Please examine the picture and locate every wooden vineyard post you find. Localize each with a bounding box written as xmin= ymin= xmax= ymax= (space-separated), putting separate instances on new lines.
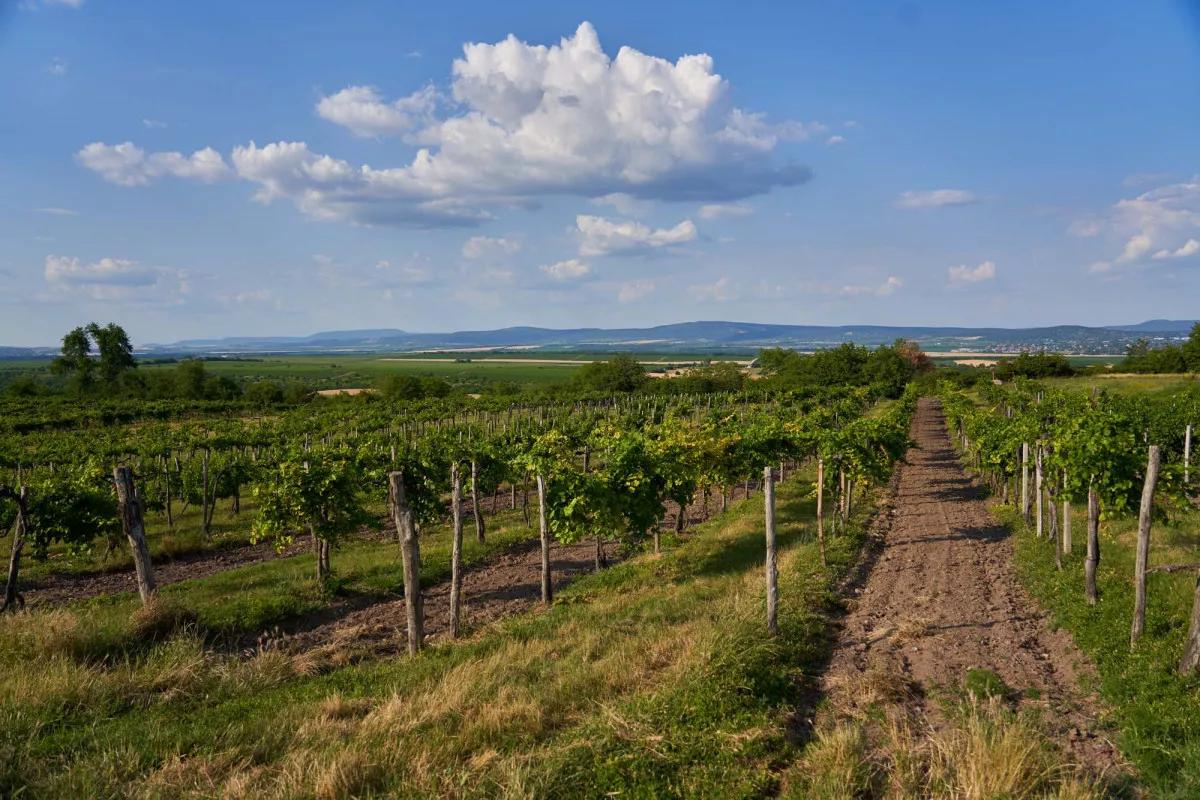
xmin=1035 ymin=445 xmax=1044 ymax=538
xmin=1021 ymin=443 xmax=1032 ymax=524
xmin=1 ymin=487 xmax=28 ymax=612
xmin=537 ymin=474 xmax=552 ymax=605
xmin=449 ymin=462 xmax=465 ymax=637
xmin=1062 ymin=499 xmax=1072 ymax=554
xmin=1181 ymin=576 xmax=1200 ymax=675
xmin=1085 ymin=481 xmax=1100 ymax=606
xmin=816 ymin=458 xmax=827 ymax=567
xmin=764 ymin=466 xmax=779 ymax=637
xmin=1131 ymin=445 xmax=1161 ymax=648
xmin=1186 ymin=424 xmax=1193 ymax=486
xmin=471 ymin=460 xmax=486 ymax=543
xmin=1062 ymin=469 xmax=1071 ymax=555
xmin=113 ymin=466 xmax=157 ymax=605
xmin=389 ymin=472 xmax=424 ymax=656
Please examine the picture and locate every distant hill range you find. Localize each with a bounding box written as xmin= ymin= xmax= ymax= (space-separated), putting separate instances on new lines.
xmin=2 ymin=320 xmax=1194 ymax=359
xmin=142 ymin=320 xmax=1198 ymax=356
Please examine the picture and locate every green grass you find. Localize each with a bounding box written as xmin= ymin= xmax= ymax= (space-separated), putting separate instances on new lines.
xmin=996 ymin=502 xmax=1200 ymax=797
xmin=60 ymin=506 xmax=540 ymax=650
xmin=1042 ymin=373 xmax=1200 ymax=394
xmin=0 ymin=469 xmax=879 ymax=798
xmin=1 ymin=352 xmax=756 ymax=393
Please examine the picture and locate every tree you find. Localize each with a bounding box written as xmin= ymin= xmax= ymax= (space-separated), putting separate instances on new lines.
xmin=51 ymin=326 xmax=96 ymax=394
xmin=175 ymin=359 xmax=208 ymax=399
xmin=1183 ymin=323 xmax=1200 ymax=373
xmin=245 ymin=381 xmax=285 ymax=407
xmin=86 ymin=322 xmax=137 ymax=386
xmin=571 ymin=354 xmax=648 ymax=393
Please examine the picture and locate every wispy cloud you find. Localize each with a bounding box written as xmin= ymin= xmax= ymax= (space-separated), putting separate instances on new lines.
xmin=35 ymin=207 xmax=78 ymax=216
xmin=896 ymin=189 xmax=977 ymax=209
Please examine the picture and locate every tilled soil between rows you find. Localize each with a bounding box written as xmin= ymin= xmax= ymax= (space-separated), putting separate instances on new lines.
xmin=820 ymin=397 xmax=1124 ymax=773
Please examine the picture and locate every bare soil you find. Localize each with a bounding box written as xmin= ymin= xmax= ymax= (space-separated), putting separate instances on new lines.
xmin=19 ymin=539 xmax=302 ymax=608
xmin=820 ymin=398 xmax=1124 ymax=772
xmin=264 ymin=537 xmax=620 ymax=660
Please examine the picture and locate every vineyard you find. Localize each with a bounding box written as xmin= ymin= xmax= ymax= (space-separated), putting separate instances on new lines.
xmin=0 ymin=383 xmax=918 ymax=796
xmin=3 ymin=368 xmax=1200 ymax=796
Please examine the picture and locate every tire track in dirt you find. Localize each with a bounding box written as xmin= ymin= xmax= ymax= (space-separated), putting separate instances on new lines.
xmin=822 ymin=398 xmax=1123 ymax=771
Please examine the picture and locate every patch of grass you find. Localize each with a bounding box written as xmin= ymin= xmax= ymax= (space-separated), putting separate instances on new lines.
xmin=0 ymin=470 xmax=878 ymax=798
xmin=997 ymin=502 xmax=1200 ymax=797
xmin=963 ymin=667 xmax=1011 ymax=701
xmin=788 ymin=688 xmax=1109 ymax=799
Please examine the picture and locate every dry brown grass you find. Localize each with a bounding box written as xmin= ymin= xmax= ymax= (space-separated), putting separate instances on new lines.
xmin=790 ymin=690 xmax=1104 ymax=799
xmin=894 ymin=616 xmax=932 ymax=643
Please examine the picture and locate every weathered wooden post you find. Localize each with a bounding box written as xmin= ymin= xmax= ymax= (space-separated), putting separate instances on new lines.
xmin=537 ymin=474 xmax=552 ymax=605
xmin=1035 ymin=445 xmax=1044 ymax=537
xmin=764 ymin=466 xmax=778 ymax=637
xmin=113 ymin=466 xmax=157 ymax=605
xmin=1185 ymin=424 xmax=1193 ymax=486
xmin=1085 ymin=481 xmax=1100 ymax=606
xmin=389 ymin=472 xmax=424 ymax=656
xmin=1021 ymin=443 xmax=1032 ymax=524
xmin=470 ymin=460 xmax=486 ymax=543
xmin=1 ymin=486 xmax=28 ymax=612
xmin=816 ymin=457 xmax=827 ymax=567
xmin=1131 ymin=445 xmax=1161 ymax=647
xmin=449 ymin=462 xmax=465 ymax=637
xmin=1180 ymin=577 xmax=1200 ymax=674
xmin=1062 ymin=469 xmax=1071 ymax=554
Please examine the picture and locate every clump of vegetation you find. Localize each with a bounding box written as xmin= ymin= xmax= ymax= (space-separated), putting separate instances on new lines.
xmin=1118 ymin=324 xmax=1200 ymax=374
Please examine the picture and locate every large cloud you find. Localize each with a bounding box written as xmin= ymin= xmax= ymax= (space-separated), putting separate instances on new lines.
xmin=78 ymin=22 xmax=814 ymax=227
xmin=576 ymin=215 xmax=697 ymax=256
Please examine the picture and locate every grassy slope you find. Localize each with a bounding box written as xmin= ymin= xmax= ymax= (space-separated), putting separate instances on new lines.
xmin=0 ymin=469 xmax=874 ymax=799
xmin=1000 ymin=503 xmax=1200 ymax=798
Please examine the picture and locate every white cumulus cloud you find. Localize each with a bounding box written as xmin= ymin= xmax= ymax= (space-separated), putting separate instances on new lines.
xmin=826 ymin=135 xmax=846 ymax=146
xmin=948 ymin=261 xmax=996 ymax=284
xmin=78 ymin=22 xmax=814 ymax=227
xmin=1152 ymin=238 xmax=1200 ymax=260
xmin=316 ymin=85 xmax=436 ymax=138
xmin=896 ymin=189 xmax=977 ymax=210
xmin=76 ymin=142 xmax=232 ymax=186
xmin=698 ymin=203 xmax=753 ymax=220
xmin=576 ymin=215 xmax=697 ymax=256
xmin=540 ymin=258 xmax=590 ymax=281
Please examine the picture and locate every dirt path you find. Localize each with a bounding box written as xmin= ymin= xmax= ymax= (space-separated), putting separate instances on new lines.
xmin=821 ymin=398 xmax=1123 ymax=770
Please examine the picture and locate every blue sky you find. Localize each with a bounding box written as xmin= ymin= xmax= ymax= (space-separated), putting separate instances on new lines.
xmin=1 ymin=0 xmax=1199 ymax=346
